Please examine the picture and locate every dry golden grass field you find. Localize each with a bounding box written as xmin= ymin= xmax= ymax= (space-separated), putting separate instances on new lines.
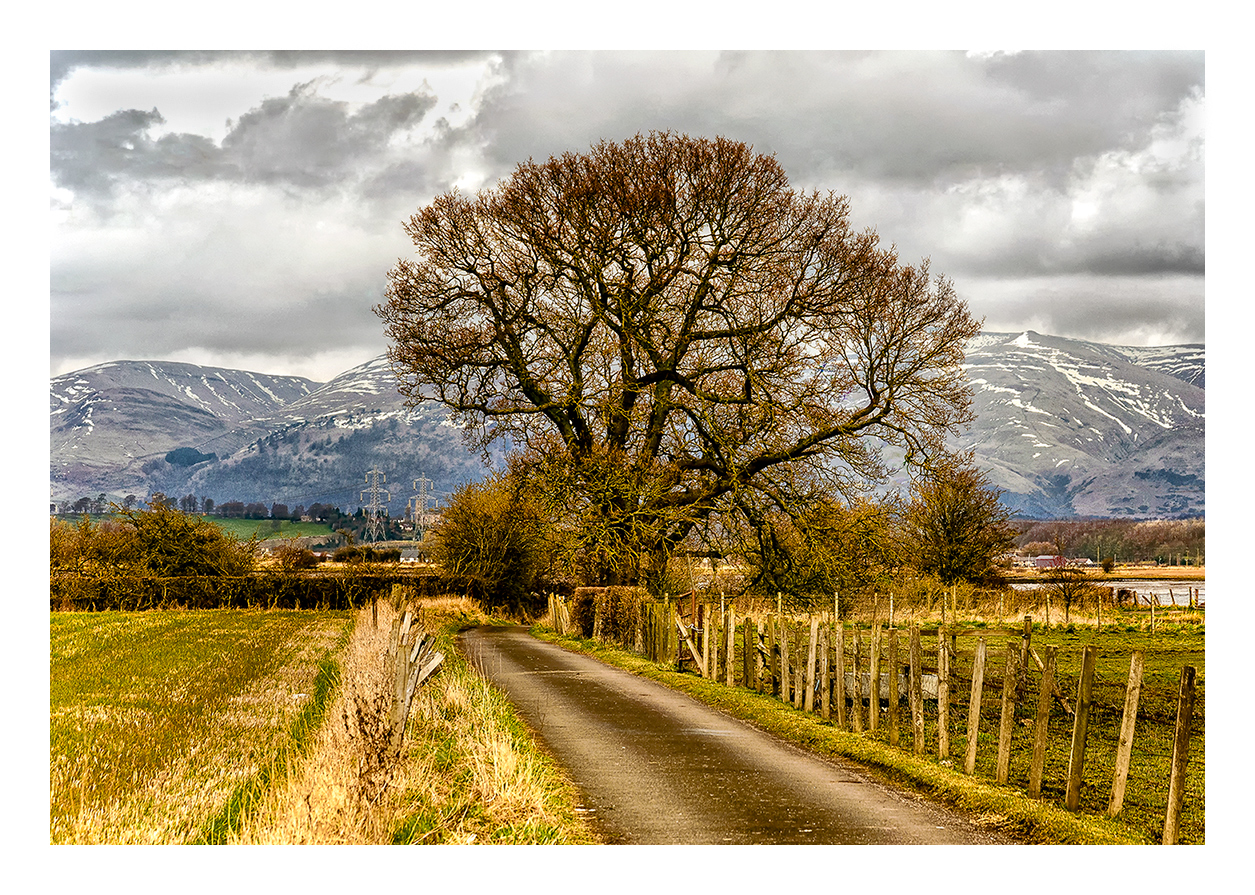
xmin=49 ymin=610 xmax=352 ymax=844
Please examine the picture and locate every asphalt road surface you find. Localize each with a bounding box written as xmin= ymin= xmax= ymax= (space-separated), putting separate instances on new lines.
xmin=459 ymin=626 xmax=1009 ymax=845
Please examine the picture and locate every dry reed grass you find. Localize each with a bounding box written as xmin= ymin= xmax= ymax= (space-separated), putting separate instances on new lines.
xmin=233 ymin=595 xmax=593 ymax=844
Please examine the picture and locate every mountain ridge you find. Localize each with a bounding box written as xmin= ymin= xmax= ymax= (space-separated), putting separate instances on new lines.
xmin=50 ymin=332 xmax=1204 ymax=519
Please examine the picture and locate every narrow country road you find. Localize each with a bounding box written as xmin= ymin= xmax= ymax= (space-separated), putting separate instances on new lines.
xmin=459 ymin=626 xmax=1009 ymax=845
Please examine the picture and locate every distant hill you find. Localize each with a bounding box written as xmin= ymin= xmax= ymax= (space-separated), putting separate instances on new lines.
xmin=957 ymin=332 xmax=1203 ymax=518
xmin=50 ymin=332 xmax=1204 ymax=519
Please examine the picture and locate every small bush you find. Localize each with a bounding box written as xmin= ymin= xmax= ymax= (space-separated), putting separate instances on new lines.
xmin=274 ymin=540 xmax=321 ymax=571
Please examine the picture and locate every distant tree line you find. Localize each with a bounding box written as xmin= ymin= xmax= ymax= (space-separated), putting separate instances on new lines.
xmin=1014 ymin=517 xmax=1205 ymax=565
xmin=56 ymin=492 xmax=356 ymax=525
xmin=51 ymin=502 xmax=255 ymax=579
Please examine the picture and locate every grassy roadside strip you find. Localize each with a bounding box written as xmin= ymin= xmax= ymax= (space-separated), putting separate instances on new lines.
xmin=389 ymin=603 xmax=597 ymax=843
xmin=532 ymin=628 xmax=1149 ymax=845
xmin=230 ymin=598 xmax=596 ymax=844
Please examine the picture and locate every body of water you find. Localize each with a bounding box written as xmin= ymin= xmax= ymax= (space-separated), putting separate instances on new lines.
xmin=1010 ymin=578 xmax=1204 ymax=606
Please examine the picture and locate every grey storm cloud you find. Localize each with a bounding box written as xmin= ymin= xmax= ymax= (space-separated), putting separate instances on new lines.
xmin=51 ymin=84 xmax=439 ymax=196
xmin=219 ymin=85 xmax=437 ymax=188
xmin=50 ymin=108 xmax=231 ymax=195
xmin=465 ymin=51 xmax=1203 ymax=189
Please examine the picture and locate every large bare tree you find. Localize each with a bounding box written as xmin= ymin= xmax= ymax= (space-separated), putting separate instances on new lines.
xmin=377 ymin=132 xmax=981 ymax=585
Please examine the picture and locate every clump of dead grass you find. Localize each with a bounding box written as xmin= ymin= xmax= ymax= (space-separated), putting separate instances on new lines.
xmin=233 ymin=595 xmax=593 ymax=844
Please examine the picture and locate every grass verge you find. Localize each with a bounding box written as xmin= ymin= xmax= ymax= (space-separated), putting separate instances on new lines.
xmin=532 ymin=628 xmax=1156 ymax=845
xmin=230 ymin=597 xmax=595 ymax=844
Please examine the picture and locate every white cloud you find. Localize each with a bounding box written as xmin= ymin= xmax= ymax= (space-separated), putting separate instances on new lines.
xmin=48 ymin=50 xmax=1206 ymax=379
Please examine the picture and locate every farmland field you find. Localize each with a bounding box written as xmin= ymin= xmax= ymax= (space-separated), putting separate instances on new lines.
xmin=50 ymin=610 xmax=352 ymax=844
xmin=207 ymin=518 xmax=337 ymax=541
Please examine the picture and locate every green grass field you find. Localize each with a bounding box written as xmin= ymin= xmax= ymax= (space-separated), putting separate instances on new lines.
xmin=206 ymin=518 xmax=338 ymax=541
xmin=883 ymin=624 xmax=1204 ymax=843
xmin=53 ymin=513 xmax=337 ymax=543
xmin=50 ymin=609 xmax=352 ymax=843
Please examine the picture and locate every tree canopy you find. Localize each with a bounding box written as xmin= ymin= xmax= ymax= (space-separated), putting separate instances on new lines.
xmin=378 ymin=132 xmax=981 ymax=586
xmin=903 ymin=461 xmax=1015 ymax=586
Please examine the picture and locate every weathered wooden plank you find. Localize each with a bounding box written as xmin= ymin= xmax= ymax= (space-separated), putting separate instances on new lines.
xmin=1065 ymin=645 xmax=1098 ymax=811
xmin=909 ymin=627 xmax=923 ymax=755
xmin=869 ymin=624 xmax=880 ymax=731
xmin=936 ymin=627 xmax=948 ymax=758
xmin=887 ymin=628 xmax=899 ymax=748
xmin=675 ymin=612 xmax=703 ymax=669
xmin=964 ymin=637 xmax=987 ymax=775
xmin=1108 ymin=651 xmax=1144 ymax=817
xmin=996 ymin=642 xmax=1019 ymax=784
xmin=1029 ymin=646 xmax=1057 ymax=798
xmin=804 ymin=615 xmax=818 ymax=713
xmin=1162 ymin=664 xmax=1197 ymax=844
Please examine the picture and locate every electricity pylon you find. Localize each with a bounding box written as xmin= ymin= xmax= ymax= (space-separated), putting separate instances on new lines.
xmin=408 ymin=474 xmax=434 ymax=535
xmin=361 ymin=468 xmax=391 ymax=543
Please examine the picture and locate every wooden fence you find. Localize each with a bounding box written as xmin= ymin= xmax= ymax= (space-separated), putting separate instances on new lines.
xmin=548 ymin=590 xmax=1201 ymax=844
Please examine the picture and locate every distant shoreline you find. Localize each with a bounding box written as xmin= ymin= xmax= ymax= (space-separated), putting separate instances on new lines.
xmin=1003 ymin=565 xmax=1204 ymax=582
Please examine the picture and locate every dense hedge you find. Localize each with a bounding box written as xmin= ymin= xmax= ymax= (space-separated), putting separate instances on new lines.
xmin=50 ymin=570 xmax=453 ymax=612
xmin=569 ymin=586 xmax=648 ymax=645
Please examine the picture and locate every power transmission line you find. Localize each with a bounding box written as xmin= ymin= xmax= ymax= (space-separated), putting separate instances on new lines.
xmin=408 ymin=474 xmax=440 ymax=536
xmin=361 ymin=468 xmax=391 ymax=543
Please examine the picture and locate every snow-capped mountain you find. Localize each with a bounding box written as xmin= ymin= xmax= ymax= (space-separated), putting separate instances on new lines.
xmin=50 ymin=332 xmax=1204 ymax=519
xmin=50 ymin=360 xmax=319 ymax=502
xmin=179 ymin=356 xmax=492 ymax=513
xmin=958 ymin=332 xmax=1204 ymax=517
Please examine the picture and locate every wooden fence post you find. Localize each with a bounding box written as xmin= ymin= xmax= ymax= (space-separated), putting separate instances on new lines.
xmin=779 ymin=615 xmax=791 ymax=704
xmin=1108 ymin=651 xmax=1145 ymax=817
xmin=700 ymin=604 xmax=710 ymax=678
xmin=888 ymin=627 xmax=900 ymax=748
xmin=756 ymin=619 xmax=766 ymax=693
xmin=869 ymin=623 xmax=881 ymax=731
xmin=710 ymin=605 xmax=721 ymax=680
xmin=834 ymin=620 xmax=847 ymax=730
xmin=936 ymin=626 xmax=949 ymax=759
xmin=763 ymin=615 xmax=773 ymax=697
xmin=1029 ymin=645 xmax=1057 ymax=798
xmin=852 ymin=629 xmax=864 ymax=732
xmin=964 ymin=637 xmax=987 ymax=775
xmin=909 ymin=626 xmax=924 ymax=755
xmin=1162 ymin=665 xmax=1197 ymax=844
xmin=726 ymin=606 xmax=736 ymax=686
xmin=996 ymin=642 xmax=1019 ymax=784
xmin=1019 ymin=615 xmax=1032 ymax=699
xmin=820 ymin=619 xmax=831 ymax=720
xmin=742 ymin=614 xmax=753 ymax=688
xmin=804 ymin=615 xmax=819 ymax=713
xmin=1065 ymin=644 xmax=1099 ymax=811
xmin=791 ymin=627 xmax=803 ymax=709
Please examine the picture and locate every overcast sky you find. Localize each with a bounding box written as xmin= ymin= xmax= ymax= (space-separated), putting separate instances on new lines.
xmin=49 ymin=48 xmax=1205 ymax=383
